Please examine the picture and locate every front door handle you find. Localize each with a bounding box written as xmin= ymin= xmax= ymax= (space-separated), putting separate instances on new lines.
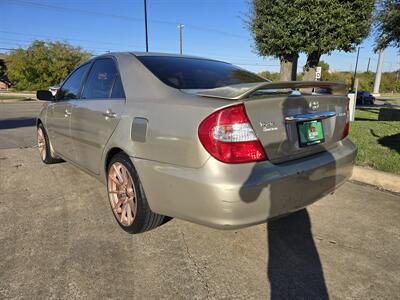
xmin=64 ymin=109 xmax=71 ymax=118
xmin=102 ymin=109 xmax=117 ymax=120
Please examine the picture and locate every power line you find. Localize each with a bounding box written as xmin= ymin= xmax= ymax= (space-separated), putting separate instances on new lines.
xmin=1 ymin=30 xmax=272 ymax=63
xmin=0 ymin=44 xmax=280 ymax=68
xmin=0 ymin=38 xmax=127 ymax=52
xmin=0 ymin=30 xmax=140 ymax=48
xmin=1 ymin=37 xmax=34 ymax=44
xmin=10 ymin=0 xmax=144 ymax=22
xmin=7 ymin=0 xmax=248 ymax=40
xmin=0 ymin=39 xmax=125 ymax=52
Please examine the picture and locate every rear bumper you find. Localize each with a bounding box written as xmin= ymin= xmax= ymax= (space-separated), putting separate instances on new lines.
xmin=133 ymin=139 xmax=357 ymax=229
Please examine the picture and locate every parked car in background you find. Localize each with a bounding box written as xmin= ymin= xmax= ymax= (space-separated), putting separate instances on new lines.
xmin=35 ymin=52 xmax=356 ymax=234
xmin=356 ymin=90 xmax=375 ymax=105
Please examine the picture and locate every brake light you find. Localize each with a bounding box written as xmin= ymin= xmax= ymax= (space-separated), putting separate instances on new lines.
xmin=198 ymin=104 xmax=267 ymax=163
xmin=341 ymin=98 xmax=350 ymax=139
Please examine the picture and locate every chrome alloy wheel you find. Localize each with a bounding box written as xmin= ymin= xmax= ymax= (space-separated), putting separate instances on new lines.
xmin=37 ymin=127 xmax=46 ymax=161
xmin=107 ymin=162 xmax=137 ymax=226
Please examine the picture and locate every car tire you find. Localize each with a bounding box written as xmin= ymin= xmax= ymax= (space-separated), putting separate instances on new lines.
xmin=37 ymin=123 xmax=63 ymax=164
xmin=106 ymin=152 xmax=165 ymax=233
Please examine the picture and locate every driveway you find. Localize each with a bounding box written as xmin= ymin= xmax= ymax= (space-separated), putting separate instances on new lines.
xmin=0 ymin=102 xmax=399 ymax=299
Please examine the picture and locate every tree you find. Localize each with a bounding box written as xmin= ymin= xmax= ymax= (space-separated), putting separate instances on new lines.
xmin=375 ymin=0 xmax=400 ymax=50
xmin=5 ymin=40 xmax=90 ymax=91
xmin=301 ymin=0 xmax=374 ymax=80
xmin=0 ymin=59 xmax=6 ymax=77
xmin=248 ymin=0 xmax=374 ymax=81
xmin=0 ymin=54 xmax=7 ymax=82
xmin=258 ymin=70 xmax=280 ymax=81
xmin=248 ymin=0 xmax=306 ymax=81
xmin=316 ymin=60 xmax=330 ymax=81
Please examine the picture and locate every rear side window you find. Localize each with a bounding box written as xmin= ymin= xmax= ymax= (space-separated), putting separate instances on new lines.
xmin=111 ymin=75 xmax=125 ymax=98
xmin=136 ymin=56 xmax=266 ymax=89
xmin=82 ymin=58 xmax=120 ymax=99
xmin=57 ymin=63 xmax=90 ymax=101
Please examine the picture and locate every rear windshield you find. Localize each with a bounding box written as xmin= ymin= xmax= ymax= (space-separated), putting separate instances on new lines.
xmin=136 ymin=56 xmax=266 ymax=89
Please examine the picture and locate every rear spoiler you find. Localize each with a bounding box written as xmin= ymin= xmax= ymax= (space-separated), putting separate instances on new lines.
xmin=196 ymin=81 xmax=348 ymax=100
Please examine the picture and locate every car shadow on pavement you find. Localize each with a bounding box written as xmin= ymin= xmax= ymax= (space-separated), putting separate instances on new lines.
xmin=240 ymin=159 xmax=332 ymax=299
xmin=267 ymin=209 xmax=329 ymax=299
xmin=0 ymin=117 xmax=36 ymax=130
xmin=238 ymin=93 xmax=339 ymax=299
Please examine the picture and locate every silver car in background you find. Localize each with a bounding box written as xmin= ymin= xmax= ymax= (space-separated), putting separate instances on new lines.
xmin=36 ymin=52 xmax=357 ymax=233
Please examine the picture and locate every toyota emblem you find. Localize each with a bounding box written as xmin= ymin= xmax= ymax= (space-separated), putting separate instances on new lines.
xmin=309 ymin=100 xmax=319 ymax=111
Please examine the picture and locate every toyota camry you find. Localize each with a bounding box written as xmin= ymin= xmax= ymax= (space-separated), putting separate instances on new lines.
xmin=36 ymin=52 xmax=357 ymax=233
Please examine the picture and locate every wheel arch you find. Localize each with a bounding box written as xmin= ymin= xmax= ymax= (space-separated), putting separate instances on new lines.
xmin=105 ymin=147 xmax=125 ymax=173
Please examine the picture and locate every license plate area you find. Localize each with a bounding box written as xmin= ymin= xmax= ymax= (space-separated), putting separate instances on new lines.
xmin=297 ymin=120 xmax=325 ymax=147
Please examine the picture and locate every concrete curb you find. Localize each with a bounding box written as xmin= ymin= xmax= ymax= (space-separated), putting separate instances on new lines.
xmin=351 ymin=166 xmax=400 ymax=194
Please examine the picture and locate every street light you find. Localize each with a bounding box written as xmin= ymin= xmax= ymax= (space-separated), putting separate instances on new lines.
xmin=178 ymin=24 xmax=184 ymax=55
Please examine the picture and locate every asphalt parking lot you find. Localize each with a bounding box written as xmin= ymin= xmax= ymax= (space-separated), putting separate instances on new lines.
xmin=1 ymin=101 xmax=399 ymax=299
xmin=0 ymin=101 xmax=42 ymax=149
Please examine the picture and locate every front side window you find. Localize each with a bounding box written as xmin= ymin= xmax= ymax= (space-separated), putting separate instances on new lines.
xmin=56 ymin=63 xmax=90 ymax=100
xmin=136 ymin=56 xmax=266 ymax=90
xmin=82 ymin=58 xmax=120 ymax=99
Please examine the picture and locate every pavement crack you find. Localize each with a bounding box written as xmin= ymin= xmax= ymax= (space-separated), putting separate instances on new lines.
xmin=179 ymin=228 xmax=210 ymax=299
xmin=315 ymin=235 xmax=357 ymax=249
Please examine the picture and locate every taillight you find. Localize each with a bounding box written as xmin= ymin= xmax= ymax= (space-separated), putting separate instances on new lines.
xmin=198 ymin=104 xmax=267 ymax=163
xmin=341 ymin=98 xmax=350 ymax=139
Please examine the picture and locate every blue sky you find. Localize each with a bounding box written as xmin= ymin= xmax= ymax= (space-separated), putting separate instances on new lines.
xmin=1 ymin=0 xmax=399 ymax=74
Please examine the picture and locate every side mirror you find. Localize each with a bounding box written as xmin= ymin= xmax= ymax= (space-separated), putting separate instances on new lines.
xmin=36 ymin=90 xmax=54 ymax=101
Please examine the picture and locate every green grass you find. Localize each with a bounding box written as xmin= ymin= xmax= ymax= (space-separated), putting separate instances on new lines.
xmin=387 ymin=98 xmax=400 ymax=107
xmin=0 ymin=95 xmax=33 ymax=100
xmin=355 ymin=108 xmax=380 ymax=120
xmin=0 ymin=95 xmax=25 ymax=100
xmin=349 ymin=109 xmax=400 ymax=174
xmin=380 ymin=93 xmax=400 ymax=97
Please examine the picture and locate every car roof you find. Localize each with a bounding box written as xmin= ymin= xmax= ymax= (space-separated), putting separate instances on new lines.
xmin=93 ymin=51 xmax=226 ymax=63
xmin=132 ymin=51 xmax=208 ymax=59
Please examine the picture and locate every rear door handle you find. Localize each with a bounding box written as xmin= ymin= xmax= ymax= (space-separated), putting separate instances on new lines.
xmin=102 ymin=109 xmax=117 ymax=119
xmin=64 ymin=109 xmax=71 ymax=118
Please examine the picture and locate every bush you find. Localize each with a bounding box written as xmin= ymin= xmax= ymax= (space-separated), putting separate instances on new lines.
xmin=5 ymin=40 xmax=90 ymax=91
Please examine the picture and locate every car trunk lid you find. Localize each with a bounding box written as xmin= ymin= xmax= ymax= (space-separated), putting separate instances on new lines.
xmin=197 ymin=81 xmax=349 ymax=163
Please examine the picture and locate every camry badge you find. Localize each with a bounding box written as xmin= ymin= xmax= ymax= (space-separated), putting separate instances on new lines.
xmin=259 ymin=121 xmax=278 ymax=132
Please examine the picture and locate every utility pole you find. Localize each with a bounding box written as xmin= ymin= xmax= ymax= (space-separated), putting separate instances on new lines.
xmin=352 ymin=47 xmax=361 ymax=90
xmin=373 ymin=49 xmax=384 ymax=95
xmin=178 ymin=24 xmax=184 ymax=54
xmin=144 ymin=0 xmax=148 ymax=52
xmin=367 ymin=57 xmax=371 ymax=73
